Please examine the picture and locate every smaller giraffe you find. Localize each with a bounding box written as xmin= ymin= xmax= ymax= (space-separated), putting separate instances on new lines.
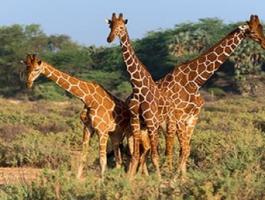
xmin=107 ymin=13 xmax=168 ymax=178
xmin=21 ymin=54 xmax=150 ymax=177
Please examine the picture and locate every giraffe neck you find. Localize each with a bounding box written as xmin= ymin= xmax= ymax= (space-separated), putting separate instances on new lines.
xmin=42 ymin=63 xmax=90 ymax=101
xmin=172 ymin=27 xmax=247 ymax=89
xmin=120 ymin=29 xmax=155 ymax=87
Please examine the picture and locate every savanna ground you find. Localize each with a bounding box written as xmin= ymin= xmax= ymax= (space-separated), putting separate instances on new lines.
xmin=0 ymin=95 xmax=264 ymax=200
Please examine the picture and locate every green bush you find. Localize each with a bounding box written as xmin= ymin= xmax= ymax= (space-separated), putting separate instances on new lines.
xmin=31 ymin=83 xmax=68 ymax=101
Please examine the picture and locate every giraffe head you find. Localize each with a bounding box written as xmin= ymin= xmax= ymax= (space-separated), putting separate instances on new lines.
xmin=21 ymin=54 xmax=44 ymax=88
xmin=106 ymin=13 xmax=128 ymax=43
xmin=245 ymin=15 xmax=265 ymax=49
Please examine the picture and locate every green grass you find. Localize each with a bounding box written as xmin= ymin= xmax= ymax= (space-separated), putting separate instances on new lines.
xmin=0 ymin=96 xmax=265 ymax=199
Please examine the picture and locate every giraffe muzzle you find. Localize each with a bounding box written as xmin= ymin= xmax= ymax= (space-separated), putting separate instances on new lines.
xmin=107 ymin=36 xmax=112 ymax=43
xmin=107 ymin=33 xmax=115 ymax=43
xmin=261 ymin=40 xmax=265 ymax=49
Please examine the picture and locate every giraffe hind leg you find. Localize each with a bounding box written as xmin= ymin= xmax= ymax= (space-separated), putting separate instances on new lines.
xmin=110 ymin=134 xmax=123 ymax=169
xmin=176 ymin=117 xmax=197 ymax=178
xmin=128 ymin=135 xmax=141 ymax=178
xmin=138 ymin=129 xmax=150 ymax=176
xmin=76 ymin=125 xmax=93 ymax=179
xmin=165 ymin=120 xmax=176 ymax=172
xmin=99 ymin=133 xmax=109 ymax=178
xmin=148 ymin=128 xmax=161 ymax=178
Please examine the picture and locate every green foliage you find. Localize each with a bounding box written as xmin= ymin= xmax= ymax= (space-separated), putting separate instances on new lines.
xmin=134 ymin=31 xmax=172 ymax=80
xmin=115 ymin=81 xmax=132 ymax=99
xmin=207 ymin=87 xmax=226 ymax=97
xmin=30 ymin=83 xmax=68 ymax=101
xmin=44 ymin=46 xmax=94 ymax=75
xmin=0 ymin=24 xmax=77 ymax=97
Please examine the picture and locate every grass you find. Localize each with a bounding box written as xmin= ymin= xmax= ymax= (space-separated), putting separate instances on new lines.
xmin=0 ymin=96 xmax=264 ymax=199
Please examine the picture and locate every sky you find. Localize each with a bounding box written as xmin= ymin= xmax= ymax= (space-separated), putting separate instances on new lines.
xmin=0 ymin=0 xmax=264 ymax=46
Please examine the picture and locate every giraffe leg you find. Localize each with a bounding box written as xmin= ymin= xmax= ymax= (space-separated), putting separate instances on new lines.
xmin=99 ymin=133 xmax=109 ymax=178
xmin=138 ymin=152 xmax=149 ymax=176
xmin=165 ymin=119 xmax=176 ymax=172
xmin=177 ymin=132 xmax=190 ymax=177
xmin=127 ymin=133 xmax=134 ymax=157
xmin=126 ymin=133 xmax=134 ymax=171
xmin=139 ymin=129 xmax=150 ymax=176
xmin=110 ymin=134 xmax=123 ymax=169
xmin=127 ymin=116 xmax=141 ymax=178
xmin=139 ymin=149 xmax=150 ymax=176
xmin=148 ymin=127 xmax=161 ymax=178
xmin=76 ymin=125 xmax=93 ymax=179
xmin=176 ymin=117 xmax=197 ymax=177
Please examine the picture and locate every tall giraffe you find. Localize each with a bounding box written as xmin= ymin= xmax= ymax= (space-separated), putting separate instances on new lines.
xmin=107 ymin=13 xmax=167 ymax=177
xmin=158 ymin=15 xmax=265 ymax=176
xmin=22 ymin=54 xmax=149 ymax=177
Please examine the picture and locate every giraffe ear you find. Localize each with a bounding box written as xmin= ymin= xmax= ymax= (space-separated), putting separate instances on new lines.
xmin=124 ymin=19 xmax=128 ymax=24
xmin=32 ymin=54 xmax=37 ymax=59
xmin=105 ymin=19 xmax=111 ymax=24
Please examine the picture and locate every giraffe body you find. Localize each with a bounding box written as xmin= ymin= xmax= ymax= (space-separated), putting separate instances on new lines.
xmin=23 ymin=54 xmax=150 ymax=177
xmin=107 ymin=13 xmax=168 ymax=177
xmin=157 ymin=15 xmax=265 ymax=175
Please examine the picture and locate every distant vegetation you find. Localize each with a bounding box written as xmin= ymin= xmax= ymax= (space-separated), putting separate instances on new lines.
xmin=0 ymin=18 xmax=265 ymax=100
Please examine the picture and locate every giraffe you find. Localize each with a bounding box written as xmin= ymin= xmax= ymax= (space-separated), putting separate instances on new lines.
xmin=21 ymin=54 xmax=150 ymax=177
xmin=157 ymin=15 xmax=265 ymax=176
xmin=106 ymin=13 xmax=168 ymax=178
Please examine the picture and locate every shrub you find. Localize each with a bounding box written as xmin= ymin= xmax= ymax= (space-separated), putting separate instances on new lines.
xmin=30 ymin=83 xmax=68 ymax=101
xmin=207 ymin=87 xmax=226 ymax=98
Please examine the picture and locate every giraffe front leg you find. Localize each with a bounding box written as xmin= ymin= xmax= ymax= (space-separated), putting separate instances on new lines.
xmin=76 ymin=125 xmax=93 ymax=179
xmin=149 ymin=128 xmax=161 ymax=179
xmin=125 ymin=131 xmax=134 ymax=171
xmin=165 ymin=119 xmax=176 ymax=172
xmin=99 ymin=133 xmax=109 ymax=178
xmin=127 ymin=116 xmax=141 ymax=178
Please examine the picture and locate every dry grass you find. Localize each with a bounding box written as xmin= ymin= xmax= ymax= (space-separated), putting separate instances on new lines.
xmin=0 ymin=167 xmax=41 ymax=185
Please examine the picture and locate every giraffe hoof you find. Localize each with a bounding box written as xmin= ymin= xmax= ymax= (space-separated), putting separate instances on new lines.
xmin=115 ymin=164 xmax=122 ymax=169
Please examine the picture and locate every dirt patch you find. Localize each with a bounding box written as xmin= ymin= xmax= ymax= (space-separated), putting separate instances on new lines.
xmin=37 ymin=122 xmax=68 ymax=134
xmin=0 ymin=167 xmax=41 ymax=185
xmin=0 ymin=124 xmax=29 ymax=142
